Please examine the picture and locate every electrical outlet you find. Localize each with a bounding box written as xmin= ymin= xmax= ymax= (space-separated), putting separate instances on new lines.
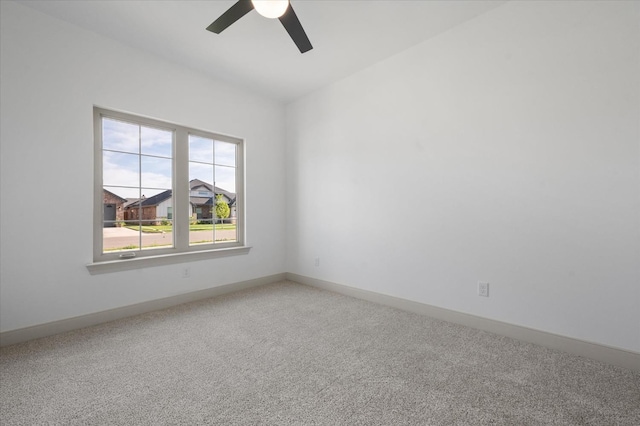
xmin=182 ymin=267 xmax=191 ymax=278
xmin=314 ymin=257 xmax=320 ymax=267
xmin=478 ymin=282 xmax=489 ymax=297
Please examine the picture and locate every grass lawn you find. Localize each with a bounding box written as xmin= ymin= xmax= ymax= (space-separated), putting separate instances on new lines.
xmin=124 ymin=224 xmax=236 ymax=233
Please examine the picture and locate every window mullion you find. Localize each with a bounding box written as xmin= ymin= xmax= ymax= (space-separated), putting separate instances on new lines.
xmin=93 ymin=111 xmax=104 ymax=260
xmin=138 ymin=125 xmax=142 ymax=250
xmin=174 ymin=127 xmax=190 ymax=251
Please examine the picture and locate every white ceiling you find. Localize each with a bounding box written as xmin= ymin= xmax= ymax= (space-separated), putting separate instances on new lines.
xmin=20 ymin=0 xmax=507 ymax=103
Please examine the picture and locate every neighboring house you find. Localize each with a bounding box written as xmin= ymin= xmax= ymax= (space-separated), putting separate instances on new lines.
xmin=122 ymin=179 xmax=236 ymax=225
xmin=123 ymin=190 xmax=172 ymax=223
xmin=102 ymin=189 xmax=127 ymax=227
xmin=189 ymin=179 xmax=237 ymax=224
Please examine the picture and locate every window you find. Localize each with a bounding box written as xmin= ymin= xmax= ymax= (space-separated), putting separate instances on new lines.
xmin=90 ymin=107 xmax=247 ymax=273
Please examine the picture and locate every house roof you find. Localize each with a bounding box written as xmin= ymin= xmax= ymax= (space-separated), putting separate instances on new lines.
xmin=123 ymin=199 xmax=140 ymax=209
xmin=103 ymin=189 xmax=127 ymax=203
xmin=190 ymin=179 xmax=236 ymax=204
xmin=189 ymin=197 xmax=211 ymax=205
xmin=190 ymin=179 xmax=233 ymax=196
xmin=125 ymin=189 xmax=172 ymax=209
xmin=123 ymin=181 xmax=235 ymax=208
xmin=142 ymin=190 xmax=173 ymax=207
xmin=190 ymin=178 xmax=212 ymax=190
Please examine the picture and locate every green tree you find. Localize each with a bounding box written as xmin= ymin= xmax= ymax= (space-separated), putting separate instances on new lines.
xmin=215 ymin=194 xmax=230 ymax=225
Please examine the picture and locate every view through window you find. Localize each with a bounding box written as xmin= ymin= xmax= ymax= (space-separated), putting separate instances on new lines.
xmin=95 ymin=107 xmax=243 ymax=262
xmin=102 ymin=117 xmax=174 ymax=252
xmin=188 ymin=135 xmax=237 ymax=245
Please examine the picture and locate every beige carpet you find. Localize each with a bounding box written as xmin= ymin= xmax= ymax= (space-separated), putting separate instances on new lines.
xmin=1 ymin=281 xmax=639 ymax=425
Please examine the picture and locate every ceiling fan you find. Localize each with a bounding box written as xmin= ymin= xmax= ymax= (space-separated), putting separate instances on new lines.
xmin=206 ymin=0 xmax=313 ymax=54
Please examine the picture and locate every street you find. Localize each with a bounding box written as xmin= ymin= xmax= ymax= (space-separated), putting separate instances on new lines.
xmin=102 ymin=227 xmax=237 ymax=250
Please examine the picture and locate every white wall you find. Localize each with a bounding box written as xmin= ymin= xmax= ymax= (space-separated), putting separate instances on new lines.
xmin=0 ymin=2 xmax=286 ymax=332
xmin=2 ymin=0 xmax=638 ymax=354
xmin=286 ymin=1 xmax=640 ymax=352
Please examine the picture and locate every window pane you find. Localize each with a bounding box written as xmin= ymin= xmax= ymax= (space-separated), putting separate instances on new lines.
xmin=141 ymin=126 xmax=172 ymax=158
xmin=190 ymin=218 xmax=214 ymax=245
xmin=104 ymin=186 xmax=139 ymax=199
xmin=213 ymin=191 xmax=237 ymax=243
xmin=140 ymin=220 xmax=173 ymax=250
xmin=189 ymin=135 xmax=213 ymax=163
xmin=101 ymin=113 xmax=175 ymax=254
xmin=189 ymin=161 xmax=213 ymax=246
xmin=215 ymin=165 xmax=236 ymax=194
xmin=103 ymin=220 xmax=140 ymax=252
xmin=103 ymin=118 xmax=139 ymax=154
xmin=215 ymin=141 xmax=236 ymax=167
xmin=103 ymin=152 xmax=139 ymax=187
xmin=189 ymin=163 xmax=214 ymax=187
xmin=216 ymin=222 xmax=237 ymax=243
xmin=139 ymin=187 xmax=170 ymax=199
xmin=141 ymin=156 xmax=172 ymax=189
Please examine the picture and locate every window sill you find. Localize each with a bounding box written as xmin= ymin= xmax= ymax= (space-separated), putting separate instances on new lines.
xmin=86 ymin=246 xmax=251 ymax=275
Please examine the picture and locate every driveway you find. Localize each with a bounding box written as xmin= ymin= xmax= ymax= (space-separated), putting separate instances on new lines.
xmin=103 ymin=227 xmax=140 ymax=237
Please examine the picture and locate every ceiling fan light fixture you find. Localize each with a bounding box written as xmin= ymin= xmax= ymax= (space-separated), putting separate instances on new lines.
xmin=251 ymin=0 xmax=289 ymax=19
xmin=207 ymin=0 xmax=311 ymax=53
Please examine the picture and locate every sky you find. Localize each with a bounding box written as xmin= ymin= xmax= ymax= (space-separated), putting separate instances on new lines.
xmin=102 ymin=118 xmax=237 ymax=200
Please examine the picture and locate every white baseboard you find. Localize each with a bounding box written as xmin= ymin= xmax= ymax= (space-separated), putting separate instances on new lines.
xmin=3 ymin=272 xmax=638 ymax=372
xmin=286 ymin=273 xmax=640 ymax=372
xmin=0 ymin=273 xmax=286 ymax=347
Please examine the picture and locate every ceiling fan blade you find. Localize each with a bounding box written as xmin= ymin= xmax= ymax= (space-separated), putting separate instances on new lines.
xmin=206 ymin=0 xmax=254 ymax=34
xmin=278 ymin=4 xmax=313 ymax=53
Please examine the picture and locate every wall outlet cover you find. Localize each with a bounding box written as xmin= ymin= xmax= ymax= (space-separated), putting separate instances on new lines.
xmin=478 ymin=282 xmax=489 ymax=297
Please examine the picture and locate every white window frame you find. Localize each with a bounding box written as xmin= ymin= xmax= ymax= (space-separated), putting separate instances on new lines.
xmin=87 ymin=107 xmax=249 ymax=274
